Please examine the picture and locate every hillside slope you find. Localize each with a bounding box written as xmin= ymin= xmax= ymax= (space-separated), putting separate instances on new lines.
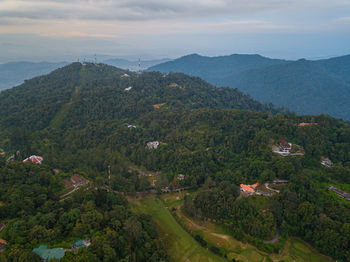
xmin=0 ymin=62 xmax=271 ymax=132
xmin=148 ymin=54 xmax=350 ymax=120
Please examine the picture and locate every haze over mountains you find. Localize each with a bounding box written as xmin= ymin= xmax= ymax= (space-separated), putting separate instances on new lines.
xmin=0 ymin=61 xmax=69 ymax=91
xmin=0 ymin=58 xmax=171 ymax=91
xmin=149 ymin=54 xmax=350 ymax=120
xmin=2 ymin=53 xmax=350 ymax=121
xmin=104 ymin=58 xmax=172 ymax=71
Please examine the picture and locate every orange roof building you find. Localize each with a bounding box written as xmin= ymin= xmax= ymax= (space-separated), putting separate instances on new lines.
xmin=240 ymin=183 xmax=260 ymax=195
xmin=0 ymin=239 xmax=7 ymax=245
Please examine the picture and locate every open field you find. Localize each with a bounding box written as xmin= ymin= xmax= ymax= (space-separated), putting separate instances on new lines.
xmin=129 ymin=192 xmax=333 ymax=262
xmin=129 ymin=196 xmax=228 ymax=262
xmin=161 ymin=192 xmax=333 ymax=262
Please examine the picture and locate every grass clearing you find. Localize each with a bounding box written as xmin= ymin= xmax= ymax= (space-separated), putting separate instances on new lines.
xmin=129 ymin=196 xmax=228 ymax=262
xmin=129 ymin=192 xmax=333 ymax=262
xmin=159 ymin=191 xmax=333 ymax=262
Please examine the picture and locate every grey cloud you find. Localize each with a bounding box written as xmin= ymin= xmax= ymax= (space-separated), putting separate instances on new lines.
xmin=0 ymin=0 xmax=295 ymax=21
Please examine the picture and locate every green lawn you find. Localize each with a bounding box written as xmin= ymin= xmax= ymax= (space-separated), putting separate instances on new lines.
xmin=129 ymin=192 xmax=333 ymax=262
xmin=129 ymin=196 xmax=228 ymax=262
xmin=160 ymin=192 xmax=333 ymax=262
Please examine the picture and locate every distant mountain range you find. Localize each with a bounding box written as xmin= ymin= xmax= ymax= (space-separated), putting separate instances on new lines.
xmin=0 ymin=61 xmax=69 ymax=91
xmin=0 ymin=58 xmax=172 ymax=91
xmin=148 ymin=54 xmax=350 ymax=120
xmin=103 ymin=58 xmax=172 ymax=71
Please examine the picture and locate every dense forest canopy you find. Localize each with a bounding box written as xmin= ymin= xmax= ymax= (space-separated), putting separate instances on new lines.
xmin=0 ymin=62 xmax=349 ymax=261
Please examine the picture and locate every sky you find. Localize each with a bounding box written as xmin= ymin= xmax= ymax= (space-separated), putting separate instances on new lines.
xmin=0 ymin=0 xmax=350 ymax=62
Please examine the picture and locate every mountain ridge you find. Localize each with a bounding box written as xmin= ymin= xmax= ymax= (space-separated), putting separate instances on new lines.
xmin=148 ymin=53 xmax=350 ymax=120
xmin=0 ymin=62 xmax=274 ymax=132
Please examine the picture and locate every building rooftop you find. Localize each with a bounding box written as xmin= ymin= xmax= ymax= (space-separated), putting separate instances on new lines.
xmin=71 ymin=174 xmax=86 ymax=184
xmin=280 ymin=140 xmax=290 ymax=148
xmin=23 ymin=155 xmax=43 ymax=164
xmin=0 ymin=239 xmax=7 ymax=245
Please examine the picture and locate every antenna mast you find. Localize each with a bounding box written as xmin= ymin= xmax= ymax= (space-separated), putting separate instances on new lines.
xmin=138 ymin=57 xmax=141 ymax=75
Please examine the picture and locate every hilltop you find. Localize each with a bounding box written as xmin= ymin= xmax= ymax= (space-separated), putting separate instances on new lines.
xmin=0 ymin=58 xmax=172 ymax=92
xmin=148 ymin=54 xmax=350 ymax=120
xmin=0 ymin=62 xmax=272 ymax=132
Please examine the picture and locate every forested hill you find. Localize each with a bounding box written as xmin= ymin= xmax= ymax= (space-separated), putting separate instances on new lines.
xmin=148 ymin=54 xmax=350 ymax=120
xmin=0 ymin=62 xmax=274 ymax=132
xmin=0 ymin=62 xmax=349 ymax=261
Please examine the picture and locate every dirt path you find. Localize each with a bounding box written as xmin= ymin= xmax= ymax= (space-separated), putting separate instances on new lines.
xmin=210 ymin=232 xmax=231 ymax=241
xmin=263 ymin=230 xmax=279 ymax=244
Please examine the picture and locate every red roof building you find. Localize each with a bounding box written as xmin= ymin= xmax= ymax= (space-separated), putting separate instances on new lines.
xmin=23 ymin=155 xmax=43 ymax=164
xmin=279 ymin=140 xmax=292 ymax=152
xmin=71 ymin=174 xmax=86 ymax=185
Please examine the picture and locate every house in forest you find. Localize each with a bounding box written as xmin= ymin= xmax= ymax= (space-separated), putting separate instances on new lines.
xmin=279 ymin=140 xmax=292 ymax=153
xmin=321 ymin=157 xmax=333 ymax=167
xmin=120 ymin=73 xmax=130 ymax=78
xmin=147 ymin=141 xmax=159 ymax=149
xmin=240 ymin=183 xmax=259 ymax=195
xmin=125 ymin=123 xmax=136 ymax=129
xmin=178 ymin=174 xmax=185 ymax=180
xmin=23 ymin=155 xmax=43 ymax=164
xmin=0 ymin=239 xmax=7 ymax=253
xmin=71 ymin=174 xmax=86 ymax=186
xmin=71 ymin=238 xmax=91 ymax=250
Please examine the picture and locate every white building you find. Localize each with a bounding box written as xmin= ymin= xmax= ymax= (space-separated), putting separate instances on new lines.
xmin=147 ymin=141 xmax=159 ymax=149
xmin=120 ymin=73 xmax=130 ymax=78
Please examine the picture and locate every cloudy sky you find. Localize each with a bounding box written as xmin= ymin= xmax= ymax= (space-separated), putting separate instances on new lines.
xmin=0 ymin=0 xmax=350 ymax=62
